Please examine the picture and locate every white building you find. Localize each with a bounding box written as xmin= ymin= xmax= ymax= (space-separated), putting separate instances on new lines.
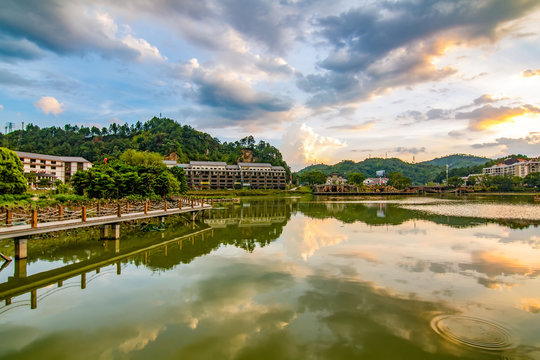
xmin=325 ymin=173 xmax=347 ymax=185
xmin=15 ymin=151 xmax=93 ymax=183
xmin=363 ymin=177 xmax=388 ymax=186
xmin=482 ymin=158 xmax=539 ymax=178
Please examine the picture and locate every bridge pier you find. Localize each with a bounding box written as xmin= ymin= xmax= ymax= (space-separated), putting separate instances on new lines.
xmin=100 ymin=224 xmax=120 ymax=240
xmin=14 ymin=238 xmax=27 ymax=259
xmin=14 ymin=258 xmax=27 ymax=278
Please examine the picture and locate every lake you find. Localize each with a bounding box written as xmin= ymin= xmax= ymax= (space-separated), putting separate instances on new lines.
xmin=0 ymin=195 xmax=539 ymax=359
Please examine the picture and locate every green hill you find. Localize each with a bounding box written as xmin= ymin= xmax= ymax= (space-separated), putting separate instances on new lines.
xmin=297 ymin=154 xmax=498 ymax=185
xmin=420 ymin=154 xmax=489 ymax=169
xmin=0 ymin=116 xmax=290 ymax=175
xmin=298 ymin=158 xmax=443 ymax=185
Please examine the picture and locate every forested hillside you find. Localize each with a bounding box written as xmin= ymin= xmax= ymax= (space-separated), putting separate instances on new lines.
xmin=296 ymin=154 xmax=516 ymax=185
xmin=0 ymin=117 xmax=290 ymax=174
xmin=420 ymin=154 xmax=489 ymax=169
xmin=432 ymin=154 xmax=535 ymax=182
xmin=298 ymin=158 xmax=444 ymax=185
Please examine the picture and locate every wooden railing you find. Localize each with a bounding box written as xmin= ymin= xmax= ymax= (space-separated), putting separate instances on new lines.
xmin=0 ymin=197 xmax=214 ymax=229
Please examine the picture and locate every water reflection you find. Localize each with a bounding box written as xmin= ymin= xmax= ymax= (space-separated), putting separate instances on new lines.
xmin=0 ymin=197 xmax=539 ymax=359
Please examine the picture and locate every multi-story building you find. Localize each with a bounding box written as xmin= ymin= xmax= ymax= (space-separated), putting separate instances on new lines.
xmin=15 ymin=151 xmax=92 ymax=183
xmin=165 ymin=160 xmax=287 ymax=189
xmin=482 ymin=158 xmax=539 ymax=178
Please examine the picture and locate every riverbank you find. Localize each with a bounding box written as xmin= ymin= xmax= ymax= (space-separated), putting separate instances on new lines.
xmin=187 ymin=187 xmax=311 ymax=198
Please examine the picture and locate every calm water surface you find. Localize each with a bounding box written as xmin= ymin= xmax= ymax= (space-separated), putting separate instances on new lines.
xmin=0 ymin=196 xmax=539 ymax=359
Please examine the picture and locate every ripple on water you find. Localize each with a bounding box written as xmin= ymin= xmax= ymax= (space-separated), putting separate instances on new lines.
xmin=431 ymin=315 xmax=517 ymax=351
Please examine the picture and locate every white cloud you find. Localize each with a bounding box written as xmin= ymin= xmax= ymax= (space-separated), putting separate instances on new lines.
xmin=281 ymin=123 xmax=346 ymax=170
xmin=34 ymin=96 xmax=64 ymax=115
xmin=0 ymin=105 xmax=3 ymax=110
xmin=95 ymin=10 xmax=167 ymax=62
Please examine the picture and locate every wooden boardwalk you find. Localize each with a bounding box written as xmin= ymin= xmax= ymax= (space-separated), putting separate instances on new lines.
xmin=0 ymin=227 xmax=213 ymax=309
xmin=0 ymin=202 xmax=212 ymax=240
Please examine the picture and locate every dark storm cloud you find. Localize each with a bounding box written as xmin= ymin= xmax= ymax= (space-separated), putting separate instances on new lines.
xmin=299 ymin=0 xmax=540 ymax=107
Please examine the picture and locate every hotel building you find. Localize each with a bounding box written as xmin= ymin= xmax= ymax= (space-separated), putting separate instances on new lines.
xmin=165 ymin=160 xmax=287 ymax=189
xmin=15 ymin=151 xmax=93 ymax=183
xmin=482 ymin=158 xmax=539 ymax=178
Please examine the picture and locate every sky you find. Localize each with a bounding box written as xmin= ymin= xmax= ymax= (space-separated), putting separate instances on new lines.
xmin=0 ymin=0 xmax=539 ymax=170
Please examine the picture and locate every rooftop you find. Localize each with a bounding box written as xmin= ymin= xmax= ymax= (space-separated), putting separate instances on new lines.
xmin=238 ymin=162 xmax=272 ymax=167
xmin=190 ymin=161 xmax=227 ymax=166
xmin=15 ymin=151 xmax=91 ymax=163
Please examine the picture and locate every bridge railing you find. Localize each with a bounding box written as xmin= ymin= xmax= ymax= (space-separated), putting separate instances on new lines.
xmin=0 ymin=196 xmax=214 ymax=229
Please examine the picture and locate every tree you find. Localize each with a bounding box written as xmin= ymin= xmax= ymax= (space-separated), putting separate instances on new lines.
xmin=447 ymin=176 xmax=464 ymax=188
xmin=152 ymin=172 xmax=179 ymax=198
xmin=169 ymin=166 xmax=188 ymax=194
xmin=299 ymin=170 xmax=326 ymax=185
xmin=25 ymin=171 xmax=37 ymax=186
xmin=387 ymin=172 xmax=412 ymax=190
xmin=38 ymin=177 xmax=52 ymax=187
xmin=524 ymin=172 xmax=540 ymax=189
xmin=0 ymin=147 xmax=27 ymax=194
xmin=347 ymin=172 xmax=366 ymax=185
xmin=119 ymin=149 xmax=165 ymax=168
xmin=466 ymin=176 xmax=478 ymax=186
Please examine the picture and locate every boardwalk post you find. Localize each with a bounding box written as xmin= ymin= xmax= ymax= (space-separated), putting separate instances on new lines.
xmin=81 ymin=206 xmax=87 ymax=222
xmin=191 ymin=198 xmax=194 ymax=208
xmin=58 ymin=205 xmax=64 ymax=220
xmin=211 ymin=199 xmax=214 ymax=206
xmin=144 ymin=200 xmax=148 ymax=215
xmin=164 ymin=199 xmax=168 ymax=212
xmin=96 ymin=203 xmax=100 ymax=216
xmin=112 ymin=224 xmax=120 ymax=241
xmin=126 ymin=203 xmax=130 ymax=213
xmin=117 ymin=203 xmax=122 ymax=217
xmin=81 ymin=273 xmax=86 ymax=289
xmin=30 ymin=289 xmax=37 ymax=309
xmin=6 ymin=209 xmax=12 ymax=226
xmin=31 ymin=209 xmax=37 ymax=228
xmin=178 ymin=199 xmax=181 ymax=210
xmin=14 ymin=257 xmax=27 ymax=277
xmin=100 ymin=225 xmax=109 ymax=239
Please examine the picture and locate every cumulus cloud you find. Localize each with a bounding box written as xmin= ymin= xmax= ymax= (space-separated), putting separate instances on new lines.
xmin=0 ymin=2 xmax=166 ymax=62
xmin=522 ymin=68 xmax=540 ymax=77
xmin=281 ymin=123 xmax=346 ymax=170
xmin=34 ymin=96 xmax=65 ymax=115
xmin=176 ymin=58 xmax=293 ymax=128
xmin=471 ymin=133 xmax=540 ymax=154
xmin=399 ymin=94 xmax=540 ymax=133
xmin=456 ymin=104 xmax=540 ymax=131
xmin=394 ymin=147 xmax=426 ymax=155
xmin=298 ymin=0 xmax=540 ymax=108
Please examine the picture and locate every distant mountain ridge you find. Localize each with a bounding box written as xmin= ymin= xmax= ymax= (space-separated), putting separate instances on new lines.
xmin=419 ymin=154 xmax=489 ymax=168
xmin=297 ymin=154 xmax=490 ymax=185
